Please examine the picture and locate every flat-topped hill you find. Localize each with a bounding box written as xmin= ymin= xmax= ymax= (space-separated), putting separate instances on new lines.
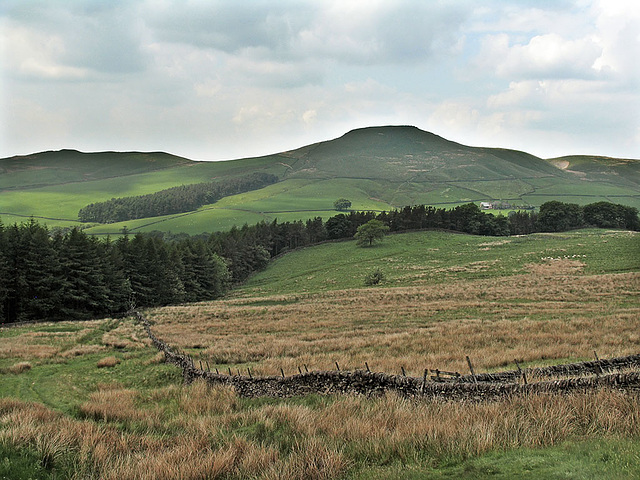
xmin=1 ymin=126 xmax=638 ymax=234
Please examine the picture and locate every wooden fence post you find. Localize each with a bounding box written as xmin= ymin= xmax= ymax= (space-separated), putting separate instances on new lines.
xmin=515 ymin=360 xmax=528 ymax=385
xmin=421 ymin=369 xmax=428 ymax=394
xmin=281 ymin=368 xmax=285 ymax=378
xmin=466 ymin=356 xmax=477 ymax=384
xmin=594 ymin=350 xmax=604 ymax=374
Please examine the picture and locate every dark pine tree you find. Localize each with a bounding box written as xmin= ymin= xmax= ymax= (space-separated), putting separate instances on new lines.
xmin=0 ymin=219 xmax=8 ymax=323
xmin=58 ymin=228 xmax=112 ymax=319
xmin=6 ymin=219 xmax=64 ymax=322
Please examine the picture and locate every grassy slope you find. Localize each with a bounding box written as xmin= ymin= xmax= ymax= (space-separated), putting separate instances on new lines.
xmin=1 ymin=127 xmax=639 ymax=234
xmin=1 ymin=229 xmax=639 ymax=478
xmin=238 ymin=229 xmax=640 ymax=297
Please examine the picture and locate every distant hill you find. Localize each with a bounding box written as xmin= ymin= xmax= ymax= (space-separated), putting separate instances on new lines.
xmin=547 ymin=155 xmax=640 ymax=190
xmin=279 ymin=126 xmax=565 ymax=181
xmin=0 ymin=150 xmax=194 ymax=191
xmin=1 ymin=126 xmax=638 ymax=235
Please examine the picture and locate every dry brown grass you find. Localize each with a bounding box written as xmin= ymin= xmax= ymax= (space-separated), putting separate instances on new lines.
xmin=7 ymin=361 xmax=32 ymax=374
xmin=146 ymin=271 xmax=640 ymax=376
xmin=102 ymin=322 xmax=150 ymax=350
xmin=1 ymin=385 xmax=638 ymax=479
xmin=144 ymin=351 xmax=167 ymax=365
xmin=61 ymin=344 xmax=107 ymax=358
xmin=0 ymin=319 xmax=123 ymax=361
xmin=0 ymin=337 xmax=60 ymax=359
xmin=97 ymin=356 xmax=120 ymax=368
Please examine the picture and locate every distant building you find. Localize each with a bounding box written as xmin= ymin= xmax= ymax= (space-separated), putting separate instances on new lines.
xmin=480 ymin=202 xmax=493 ymax=210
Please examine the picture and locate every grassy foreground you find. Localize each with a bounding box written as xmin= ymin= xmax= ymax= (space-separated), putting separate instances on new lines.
xmin=0 ymin=229 xmax=639 ymax=478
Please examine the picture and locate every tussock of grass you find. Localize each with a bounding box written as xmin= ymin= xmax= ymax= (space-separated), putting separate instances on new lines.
xmin=61 ymin=344 xmax=107 ymax=358
xmin=102 ymin=323 xmax=149 ymax=350
xmin=96 ymin=356 xmax=120 ymax=368
xmin=144 ymin=351 xmax=167 ymax=365
xmin=7 ymin=362 xmax=32 ymax=374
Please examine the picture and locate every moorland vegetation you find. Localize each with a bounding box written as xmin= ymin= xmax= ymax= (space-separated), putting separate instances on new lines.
xmin=1 ymin=126 xmax=639 ymax=477
xmin=0 ymin=227 xmax=638 ymax=478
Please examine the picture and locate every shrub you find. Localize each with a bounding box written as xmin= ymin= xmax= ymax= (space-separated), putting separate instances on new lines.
xmin=364 ymin=269 xmax=385 ymax=286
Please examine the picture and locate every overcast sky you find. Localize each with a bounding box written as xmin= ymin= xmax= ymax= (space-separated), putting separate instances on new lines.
xmin=1 ymin=0 xmax=639 ymax=161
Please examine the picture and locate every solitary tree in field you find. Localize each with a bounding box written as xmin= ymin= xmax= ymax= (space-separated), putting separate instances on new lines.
xmin=333 ymin=198 xmax=352 ymax=211
xmin=354 ymin=219 xmax=389 ymax=247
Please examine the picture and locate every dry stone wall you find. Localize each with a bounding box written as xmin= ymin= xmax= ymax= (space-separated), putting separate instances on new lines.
xmin=135 ymin=311 xmax=640 ymax=401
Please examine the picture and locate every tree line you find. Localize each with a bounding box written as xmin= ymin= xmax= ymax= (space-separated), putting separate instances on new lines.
xmin=1 ymin=200 xmax=637 ymax=323
xmin=78 ymin=172 xmax=279 ymax=223
xmin=0 ymin=220 xmax=229 ymax=324
xmin=195 ymin=200 xmax=639 ymax=283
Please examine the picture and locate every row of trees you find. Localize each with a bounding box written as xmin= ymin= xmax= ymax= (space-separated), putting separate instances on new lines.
xmin=78 ymin=173 xmax=279 ymax=223
xmin=538 ymin=201 xmax=640 ymax=232
xmin=199 ymin=200 xmax=639 ymax=283
xmin=1 ymin=200 xmax=637 ymax=323
xmin=0 ymin=220 xmax=229 ymax=324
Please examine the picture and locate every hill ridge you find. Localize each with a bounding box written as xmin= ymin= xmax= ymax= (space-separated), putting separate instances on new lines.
xmin=1 ymin=125 xmax=639 ymax=235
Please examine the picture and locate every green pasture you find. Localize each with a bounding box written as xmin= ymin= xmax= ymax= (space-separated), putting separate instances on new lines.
xmin=238 ymin=229 xmax=640 ymax=297
xmin=452 ymin=179 xmax=536 ymax=200
xmin=359 ymin=439 xmax=640 ymax=480
xmin=0 ymin=320 xmax=180 ymax=415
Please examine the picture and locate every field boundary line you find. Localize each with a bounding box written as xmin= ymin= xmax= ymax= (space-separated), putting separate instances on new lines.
xmin=133 ymin=310 xmax=640 ymax=401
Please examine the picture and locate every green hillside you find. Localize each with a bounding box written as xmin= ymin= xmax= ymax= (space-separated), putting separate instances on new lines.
xmin=548 ymin=155 xmax=640 ymax=190
xmin=1 ymin=126 xmax=639 ymax=235
xmin=0 ymin=150 xmax=193 ymax=190
xmin=281 ymin=126 xmax=565 ymax=182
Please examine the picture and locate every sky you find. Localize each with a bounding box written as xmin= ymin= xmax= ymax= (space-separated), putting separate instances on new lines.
xmin=1 ymin=0 xmax=639 ymax=161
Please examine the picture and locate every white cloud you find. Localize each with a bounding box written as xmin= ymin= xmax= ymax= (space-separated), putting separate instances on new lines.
xmin=2 ymin=25 xmax=90 ymax=80
xmin=302 ymin=109 xmax=317 ymax=124
xmin=2 ymin=2 xmax=147 ymax=80
xmin=476 ymin=33 xmax=602 ymax=80
xmin=144 ymin=0 xmax=469 ymax=65
xmin=0 ymin=0 xmax=638 ymax=161
xmin=591 ymin=0 xmax=640 ymax=84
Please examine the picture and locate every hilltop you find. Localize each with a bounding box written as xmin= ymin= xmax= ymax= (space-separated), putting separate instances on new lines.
xmin=1 ymin=126 xmax=638 ymax=235
xmin=279 ymin=125 xmax=564 ymax=182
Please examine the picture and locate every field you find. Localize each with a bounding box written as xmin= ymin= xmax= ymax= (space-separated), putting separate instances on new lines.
xmin=1 ymin=229 xmax=639 ymax=478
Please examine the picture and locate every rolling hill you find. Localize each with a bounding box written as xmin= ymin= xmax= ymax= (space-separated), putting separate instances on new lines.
xmin=1 ymin=126 xmax=638 ymax=235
